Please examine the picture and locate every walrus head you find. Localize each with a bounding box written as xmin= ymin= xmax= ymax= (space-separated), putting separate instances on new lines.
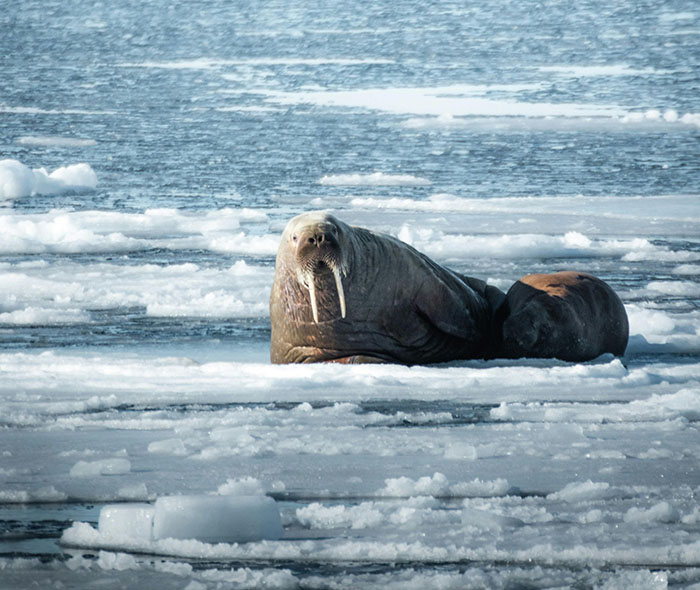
xmin=283 ymin=212 xmax=349 ymax=323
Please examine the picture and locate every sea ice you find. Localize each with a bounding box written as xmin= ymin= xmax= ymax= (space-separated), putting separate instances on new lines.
xmin=318 ymin=172 xmax=431 ymax=186
xmin=0 ymin=159 xmax=97 ymax=199
xmin=16 ymin=135 xmax=97 ymax=147
xmin=98 ymin=504 xmax=155 ymax=541
xmin=460 ymin=507 xmax=525 ymax=530
xmin=624 ymin=502 xmax=681 ymax=524
xmin=88 ymin=495 xmax=285 ymax=548
xmin=69 ymin=458 xmax=131 ymax=477
xmin=547 ymin=480 xmax=614 ymax=503
xmin=152 ymin=495 xmax=283 ymax=543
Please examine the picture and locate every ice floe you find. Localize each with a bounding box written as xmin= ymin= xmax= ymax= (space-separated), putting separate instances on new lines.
xmin=0 ymin=159 xmax=98 ymax=200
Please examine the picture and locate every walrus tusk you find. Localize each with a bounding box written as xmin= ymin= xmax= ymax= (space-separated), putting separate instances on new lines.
xmin=302 ymin=266 xmax=345 ymax=323
xmin=307 ymin=276 xmax=319 ymax=323
xmin=333 ymin=267 xmax=346 ymax=319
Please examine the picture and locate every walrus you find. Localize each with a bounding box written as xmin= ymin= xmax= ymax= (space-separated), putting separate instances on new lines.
xmin=499 ymin=271 xmax=629 ymax=362
xmin=269 ymin=211 xmax=505 ymax=364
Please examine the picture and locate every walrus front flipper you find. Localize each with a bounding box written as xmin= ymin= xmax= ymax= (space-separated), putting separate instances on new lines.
xmin=415 ymin=277 xmax=482 ymax=342
xmin=328 ymin=355 xmax=388 ymax=364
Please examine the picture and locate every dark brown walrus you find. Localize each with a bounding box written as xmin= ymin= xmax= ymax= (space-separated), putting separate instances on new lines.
xmin=270 ymin=211 xmax=505 ymax=364
xmin=499 ymin=271 xmax=629 ymax=362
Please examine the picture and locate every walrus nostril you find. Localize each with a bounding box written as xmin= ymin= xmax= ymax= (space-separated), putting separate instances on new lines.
xmin=307 ymin=232 xmax=326 ymax=246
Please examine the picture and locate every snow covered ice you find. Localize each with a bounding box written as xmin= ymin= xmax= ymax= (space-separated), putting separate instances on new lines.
xmin=1 ymin=0 xmax=700 ymax=588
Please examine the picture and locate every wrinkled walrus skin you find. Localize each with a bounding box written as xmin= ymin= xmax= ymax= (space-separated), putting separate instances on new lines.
xmin=499 ymin=271 xmax=629 ymax=362
xmin=270 ymin=211 xmax=506 ymax=365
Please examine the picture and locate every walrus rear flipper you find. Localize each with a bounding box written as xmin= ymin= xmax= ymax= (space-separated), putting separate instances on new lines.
xmin=499 ymin=271 xmax=629 ymax=362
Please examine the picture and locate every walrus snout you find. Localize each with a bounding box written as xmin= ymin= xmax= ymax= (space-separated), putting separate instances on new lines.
xmin=294 ymin=223 xmax=339 ymax=255
xmin=292 ymin=221 xmax=347 ymax=324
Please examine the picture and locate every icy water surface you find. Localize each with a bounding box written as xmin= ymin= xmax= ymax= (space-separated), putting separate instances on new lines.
xmin=1 ymin=0 xmax=700 ymax=588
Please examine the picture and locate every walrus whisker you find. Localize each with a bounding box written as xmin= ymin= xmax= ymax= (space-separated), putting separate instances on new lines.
xmin=332 ymin=266 xmax=346 ymax=319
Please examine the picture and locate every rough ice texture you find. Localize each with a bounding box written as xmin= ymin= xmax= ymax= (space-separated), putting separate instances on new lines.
xmin=98 ymin=504 xmax=155 ymax=541
xmin=547 ymin=481 xmax=614 ymax=503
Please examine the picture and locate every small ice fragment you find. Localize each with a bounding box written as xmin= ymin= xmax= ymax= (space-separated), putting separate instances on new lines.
xmin=69 ymin=458 xmax=131 ymax=477
xmin=98 ymin=503 xmax=154 ymax=541
xmin=152 ymin=495 xmax=283 ymax=543
xmin=663 ymin=109 xmax=679 ymax=122
xmin=461 ymin=507 xmax=525 ymax=530
xmin=147 ymin=438 xmax=187 ymax=455
xmin=624 ymin=501 xmax=680 ymax=524
xmin=444 ymin=443 xmax=478 ymax=460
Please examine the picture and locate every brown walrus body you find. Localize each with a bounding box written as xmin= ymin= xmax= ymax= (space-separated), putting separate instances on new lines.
xmin=499 ymin=271 xmax=629 ymax=362
xmin=270 ymin=211 xmax=505 ymax=364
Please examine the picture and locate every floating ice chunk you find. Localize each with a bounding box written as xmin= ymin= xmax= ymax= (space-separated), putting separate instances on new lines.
xmin=0 ymin=159 xmax=97 ymax=199
xmin=547 ymin=480 xmax=613 ymax=503
xmin=539 ymin=65 xmax=663 ymax=77
xmin=0 ymin=159 xmax=35 ymax=199
xmin=97 ymin=550 xmax=139 ymax=571
xmin=0 ymin=307 xmax=91 ymax=325
xmin=69 ymin=458 xmax=131 ymax=477
xmin=663 ymin=109 xmax=679 ymax=122
xmin=461 ymin=507 xmax=524 ymax=530
xmin=377 ymin=473 xmax=511 ymax=498
xmin=152 ymin=495 xmax=283 ymax=543
xmin=48 ymin=163 xmax=98 ymax=188
xmin=296 ymin=502 xmax=383 ymax=529
xmin=98 ymin=504 xmax=155 ymax=541
xmin=680 ymin=112 xmax=700 ymax=127
xmin=0 ymin=486 xmax=67 ymax=503
xmin=216 ymin=476 xmax=266 ymax=496
xmin=377 ymin=472 xmax=450 ymax=497
xmin=147 ymin=438 xmax=188 ymax=455
xmin=117 ymin=482 xmax=150 ymax=501
xmin=624 ymin=501 xmax=681 ymax=524
xmin=16 ymin=136 xmax=97 ymax=147
xmin=318 ymin=172 xmax=431 ymax=186
xmin=490 ymin=401 xmax=513 ymax=421
xmin=646 ymin=280 xmax=700 ymax=297
xmin=450 ymin=478 xmax=511 ymax=497
xmin=443 ymin=443 xmax=478 ymax=460
xmin=600 ymin=570 xmax=668 ymax=590
xmin=626 ymin=305 xmax=677 ymax=336
xmin=673 ymin=264 xmax=700 ymax=275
